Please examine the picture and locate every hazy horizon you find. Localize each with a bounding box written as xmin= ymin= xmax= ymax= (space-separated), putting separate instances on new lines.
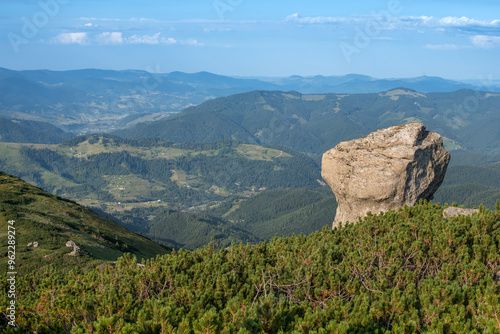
xmin=1 ymin=65 xmax=498 ymax=83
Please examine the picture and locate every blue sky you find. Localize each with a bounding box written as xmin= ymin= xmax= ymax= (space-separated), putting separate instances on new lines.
xmin=1 ymin=0 xmax=499 ymax=80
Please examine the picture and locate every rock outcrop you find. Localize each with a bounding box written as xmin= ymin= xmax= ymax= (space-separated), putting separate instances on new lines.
xmin=443 ymin=207 xmax=479 ymax=218
xmin=322 ymin=123 xmax=450 ymax=227
xmin=66 ymin=240 xmax=81 ymax=256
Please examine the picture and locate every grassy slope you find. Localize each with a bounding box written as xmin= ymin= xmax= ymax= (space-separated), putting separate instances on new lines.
xmin=0 ymin=171 xmax=169 ymax=274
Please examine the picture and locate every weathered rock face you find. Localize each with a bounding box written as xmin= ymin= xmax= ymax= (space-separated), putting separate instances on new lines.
xmin=322 ymin=123 xmax=450 ymax=227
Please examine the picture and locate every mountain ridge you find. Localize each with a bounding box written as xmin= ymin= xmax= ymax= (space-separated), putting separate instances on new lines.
xmin=114 ymin=88 xmax=500 ymax=156
xmin=1 ymin=66 xmax=498 ymax=134
xmin=2 ymin=67 xmax=495 ymax=93
xmin=0 ymin=117 xmax=72 ymax=144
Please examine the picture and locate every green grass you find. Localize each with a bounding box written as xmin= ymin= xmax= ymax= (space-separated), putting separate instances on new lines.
xmin=236 ymin=144 xmax=291 ymax=161
xmin=0 ymin=171 xmax=169 ymax=274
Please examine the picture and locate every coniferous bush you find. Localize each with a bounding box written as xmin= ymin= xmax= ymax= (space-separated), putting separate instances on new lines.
xmin=1 ymin=201 xmax=500 ymax=333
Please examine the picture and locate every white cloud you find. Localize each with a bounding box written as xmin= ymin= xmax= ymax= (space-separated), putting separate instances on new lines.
xmin=285 ymin=14 xmax=500 ymax=32
xmin=286 ymin=13 xmax=349 ymax=24
xmin=78 ymin=17 xmax=158 ymax=23
xmin=161 ymin=37 xmax=177 ymax=44
xmin=424 ymin=35 xmax=500 ymax=50
xmin=127 ymin=32 xmax=161 ymax=44
xmin=470 ymin=35 xmax=500 ymax=48
xmin=52 ymin=32 xmax=89 ymax=45
xmin=84 ymin=23 xmax=94 ymax=27
xmin=49 ymin=31 xmax=188 ymax=46
xmin=96 ymin=32 xmax=123 ymax=45
xmin=73 ymin=14 xmax=500 ymax=36
xmin=437 ymin=16 xmax=500 ymax=27
xmin=126 ymin=33 xmax=181 ymax=45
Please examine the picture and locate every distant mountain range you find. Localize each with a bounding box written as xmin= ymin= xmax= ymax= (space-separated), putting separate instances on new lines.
xmin=257 ymin=73 xmax=500 ymax=94
xmin=1 ymin=67 xmax=499 ymax=134
xmin=115 ymin=88 xmax=500 ymax=156
xmin=2 ymin=78 xmax=500 ymax=155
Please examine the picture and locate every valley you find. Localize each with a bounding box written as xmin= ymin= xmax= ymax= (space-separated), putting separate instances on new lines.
xmin=1 ymin=129 xmax=499 ymax=250
xmin=0 ymin=135 xmax=329 ymax=249
xmin=1 ymin=84 xmax=500 ymax=250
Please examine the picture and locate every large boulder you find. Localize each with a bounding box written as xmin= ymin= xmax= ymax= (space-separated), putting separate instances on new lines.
xmin=322 ymin=123 xmax=450 ymax=227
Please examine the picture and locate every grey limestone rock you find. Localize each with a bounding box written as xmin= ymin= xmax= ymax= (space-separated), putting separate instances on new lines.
xmin=66 ymin=240 xmax=81 ymax=256
xmin=443 ymin=207 xmax=479 ymax=218
xmin=27 ymin=241 xmax=39 ymax=248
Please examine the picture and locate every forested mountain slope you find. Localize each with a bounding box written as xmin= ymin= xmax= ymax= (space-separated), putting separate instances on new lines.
xmin=116 ymin=89 xmax=500 ymax=155
xmin=433 ymin=152 xmax=500 ymax=210
xmin=0 ymin=118 xmax=72 ymax=144
xmin=0 ymin=135 xmax=320 ymax=210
